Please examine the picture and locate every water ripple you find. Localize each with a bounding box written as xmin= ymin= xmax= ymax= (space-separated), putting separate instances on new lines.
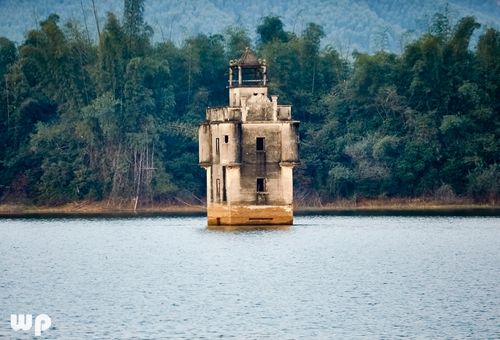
xmin=0 ymin=216 xmax=498 ymax=338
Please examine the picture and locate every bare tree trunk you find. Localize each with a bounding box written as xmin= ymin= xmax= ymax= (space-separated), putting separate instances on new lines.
xmin=79 ymin=0 xmax=92 ymax=43
xmin=109 ymin=143 xmax=122 ymax=205
xmin=91 ymin=0 xmax=101 ymax=43
xmin=149 ymin=143 xmax=154 ymax=202
xmin=134 ymin=146 xmax=144 ymax=211
xmin=31 ymin=9 xmax=40 ymax=30
xmin=158 ymin=21 xmax=166 ymax=43
xmin=76 ymin=46 xmax=90 ymax=104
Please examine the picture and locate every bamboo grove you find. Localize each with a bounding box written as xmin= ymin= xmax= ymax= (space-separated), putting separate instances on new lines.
xmin=0 ymin=1 xmax=498 ymax=206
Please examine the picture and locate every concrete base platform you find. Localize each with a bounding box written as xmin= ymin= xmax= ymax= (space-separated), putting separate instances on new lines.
xmin=207 ymin=204 xmax=293 ymax=225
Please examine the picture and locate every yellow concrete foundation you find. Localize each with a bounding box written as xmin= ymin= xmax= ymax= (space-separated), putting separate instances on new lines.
xmin=207 ymin=204 xmax=293 ymax=225
xmin=207 ymin=225 xmax=291 ymax=232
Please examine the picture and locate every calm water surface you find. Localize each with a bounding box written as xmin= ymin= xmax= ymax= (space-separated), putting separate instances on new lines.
xmin=0 ymin=215 xmax=499 ymax=338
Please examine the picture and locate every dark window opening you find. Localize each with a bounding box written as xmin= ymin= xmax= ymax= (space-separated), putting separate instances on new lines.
xmin=222 ymin=166 xmax=227 ymax=202
xmin=215 ymin=138 xmax=220 ymax=154
xmin=210 ymin=168 xmax=214 ymax=201
xmin=224 ymin=135 xmax=229 ymax=144
xmin=256 ymin=178 xmax=266 ymax=193
xmin=231 ymin=66 xmax=265 ymax=87
xmin=242 ymin=67 xmax=264 ymax=85
xmin=256 ymin=137 xmax=265 ymax=151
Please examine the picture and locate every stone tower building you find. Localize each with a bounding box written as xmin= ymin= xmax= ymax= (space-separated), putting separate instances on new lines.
xmin=199 ymin=48 xmax=300 ymax=225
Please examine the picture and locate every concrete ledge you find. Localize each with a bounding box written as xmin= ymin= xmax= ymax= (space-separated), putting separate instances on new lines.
xmin=207 ymin=204 xmax=293 ymax=225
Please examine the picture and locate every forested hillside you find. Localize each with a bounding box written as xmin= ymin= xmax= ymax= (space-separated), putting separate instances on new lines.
xmin=0 ymin=0 xmax=498 ymax=206
xmin=0 ymin=0 xmax=499 ymax=53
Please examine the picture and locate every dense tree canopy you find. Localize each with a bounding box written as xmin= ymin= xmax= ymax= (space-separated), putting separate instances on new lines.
xmin=0 ymin=5 xmax=498 ymax=206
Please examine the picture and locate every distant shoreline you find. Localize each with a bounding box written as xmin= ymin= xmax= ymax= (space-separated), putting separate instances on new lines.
xmin=0 ymin=199 xmax=498 ymax=217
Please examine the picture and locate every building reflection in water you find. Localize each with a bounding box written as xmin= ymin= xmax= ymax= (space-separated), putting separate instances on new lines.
xmin=206 ymin=224 xmax=291 ymax=232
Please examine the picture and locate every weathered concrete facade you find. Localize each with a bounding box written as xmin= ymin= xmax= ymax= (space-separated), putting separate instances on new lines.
xmin=199 ymin=48 xmax=299 ymax=225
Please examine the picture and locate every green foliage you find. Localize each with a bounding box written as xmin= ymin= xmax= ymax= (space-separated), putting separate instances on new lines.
xmin=256 ymin=16 xmax=289 ymax=46
xmin=467 ymin=164 xmax=499 ymax=202
xmin=0 ymin=7 xmax=499 ymax=205
xmin=0 ymin=37 xmax=16 ymax=75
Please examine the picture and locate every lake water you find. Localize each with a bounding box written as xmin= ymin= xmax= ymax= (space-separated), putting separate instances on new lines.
xmin=0 ymin=215 xmax=499 ymax=338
